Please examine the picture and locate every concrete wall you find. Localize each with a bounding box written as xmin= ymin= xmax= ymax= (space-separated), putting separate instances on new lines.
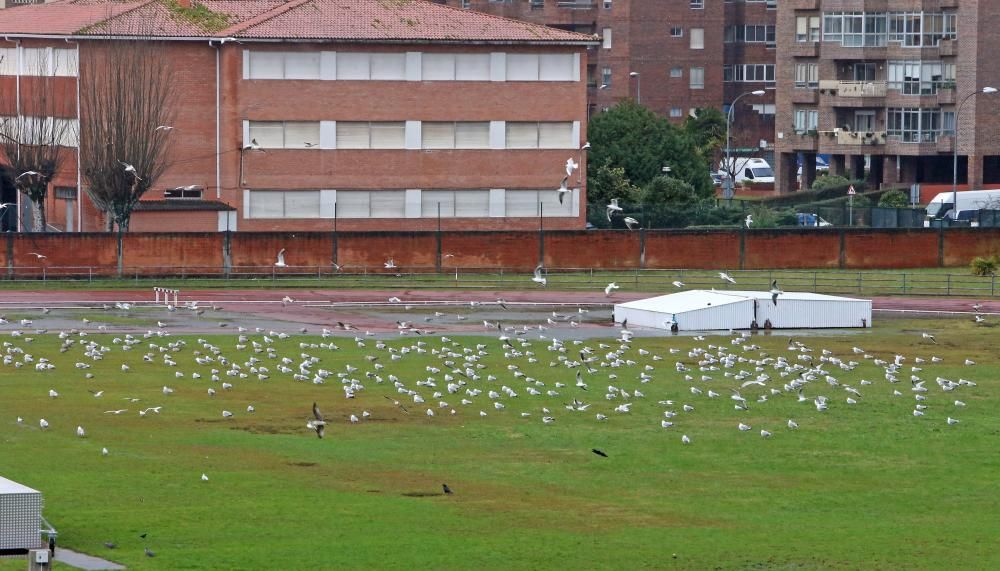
xmin=4 ymin=228 xmax=997 ymax=277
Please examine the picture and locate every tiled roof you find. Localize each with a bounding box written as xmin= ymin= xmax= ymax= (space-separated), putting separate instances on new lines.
xmin=0 ymin=0 xmax=596 ymax=44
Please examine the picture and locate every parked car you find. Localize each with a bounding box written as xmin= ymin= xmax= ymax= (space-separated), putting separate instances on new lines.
xmin=797 ymin=212 xmax=832 ymax=227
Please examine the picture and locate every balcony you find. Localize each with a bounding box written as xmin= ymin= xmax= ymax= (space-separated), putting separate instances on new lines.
xmin=787 ymin=42 xmax=819 ymax=58
xmin=837 ymin=130 xmax=885 ymax=145
xmin=787 ymin=0 xmax=819 ymax=8
xmin=834 ymin=81 xmax=887 ymax=98
xmin=791 ymin=89 xmax=819 ymax=104
xmin=820 ymin=80 xmax=887 ymax=108
xmin=783 ymin=131 xmax=819 ymax=152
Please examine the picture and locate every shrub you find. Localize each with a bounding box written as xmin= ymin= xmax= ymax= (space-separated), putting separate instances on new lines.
xmin=971 ymin=256 xmax=998 ymax=276
xmin=878 ymin=189 xmax=910 ymax=208
xmin=810 ymin=175 xmax=852 ymax=192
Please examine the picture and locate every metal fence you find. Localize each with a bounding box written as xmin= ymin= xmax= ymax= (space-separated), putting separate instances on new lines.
xmin=3 ymin=266 xmax=997 ymax=298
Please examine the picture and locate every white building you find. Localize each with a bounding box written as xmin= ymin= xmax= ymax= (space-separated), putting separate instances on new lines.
xmin=614 ymin=290 xmax=871 ymax=331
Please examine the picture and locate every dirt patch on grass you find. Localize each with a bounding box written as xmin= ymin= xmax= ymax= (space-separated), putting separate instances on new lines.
xmin=230 ymin=424 xmax=297 ymax=435
xmin=401 ymin=491 xmax=444 ymax=498
xmin=287 ymin=461 xmax=317 ymax=468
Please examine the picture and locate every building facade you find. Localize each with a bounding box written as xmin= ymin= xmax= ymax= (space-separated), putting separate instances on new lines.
xmin=776 ymin=1 xmax=1000 ymax=195
xmin=0 ymin=0 xmax=595 ymax=232
xmin=440 ymin=0 xmax=778 ymax=165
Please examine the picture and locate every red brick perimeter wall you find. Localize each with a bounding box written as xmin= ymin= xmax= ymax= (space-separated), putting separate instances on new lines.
xmin=1 ymin=229 xmax=999 ymax=276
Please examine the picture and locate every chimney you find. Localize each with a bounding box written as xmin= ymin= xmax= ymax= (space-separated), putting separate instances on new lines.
xmin=177 ymin=0 xmax=192 ymax=8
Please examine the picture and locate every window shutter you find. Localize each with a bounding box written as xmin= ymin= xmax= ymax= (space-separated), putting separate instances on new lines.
xmin=335 ymin=191 xmax=370 ymax=218
xmin=249 ymin=52 xmax=283 ymax=79
xmin=336 ymin=52 xmax=370 ymax=79
xmin=538 ymin=122 xmax=573 ymax=149
xmin=20 ymin=48 xmax=47 ymax=75
xmin=506 ymin=54 xmax=539 ymax=81
xmin=249 ymin=191 xmax=284 ymax=218
xmin=335 ymin=122 xmax=370 ymax=149
xmin=505 ymin=122 xmax=538 ymax=149
xmin=370 ymin=53 xmax=406 ymax=80
xmin=455 ymin=54 xmax=490 ymax=80
xmin=455 ymin=190 xmax=490 ymax=217
xmin=455 ymin=122 xmax=489 ymax=149
xmin=538 ymin=54 xmax=574 ymax=81
xmin=690 ymin=28 xmax=705 ymax=49
xmin=283 ymin=122 xmax=320 ymax=149
xmin=284 ymin=53 xmax=320 ymax=79
xmin=284 ymin=191 xmax=320 ymax=218
xmin=422 ymin=53 xmax=456 ymax=80
xmin=248 ymin=122 xmax=285 ymax=148
xmin=370 ymin=190 xmax=406 ymax=218
xmin=421 ymin=191 xmax=456 ymax=217
xmin=421 ymin=122 xmax=456 ymax=149
xmin=370 ymin=122 xmax=405 ymax=149
xmin=504 ymin=190 xmax=541 ymax=217
xmin=796 ymin=17 xmax=808 ymax=36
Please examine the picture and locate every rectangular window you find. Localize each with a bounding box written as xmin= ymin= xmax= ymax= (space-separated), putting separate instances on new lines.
xmin=422 ymin=53 xmax=456 ymax=80
xmin=421 ymin=190 xmax=490 ymax=217
xmin=602 ymin=28 xmax=612 ymax=49
xmin=794 ymin=63 xmax=819 ymax=88
xmin=670 ymin=67 xmax=683 ymax=78
xmin=690 ymin=0 xmax=704 ymax=8
xmin=248 ymin=191 xmax=320 ymax=218
xmin=670 ymin=27 xmax=683 ymax=38
xmin=422 ymin=123 xmax=456 ymax=149
xmin=370 ymin=53 xmax=407 ymax=80
xmin=793 ymin=109 xmax=818 ymax=133
xmin=670 ymin=107 xmax=682 ymax=118
xmin=539 ymin=53 xmax=574 ymax=81
xmin=334 ymin=122 xmax=405 ymax=149
xmin=601 ymin=66 xmax=612 ymax=86
xmin=455 ymin=122 xmax=490 ymax=149
xmin=52 ymin=49 xmax=78 ymax=77
xmin=370 ymin=122 xmax=406 ymax=149
xmin=455 ymin=54 xmax=491 ymax=80
xmin=689 ymin=67 xmax=705 ymax=89
xmin=248 ymin=121 xmax=319 ymax=149
xmin=0 ymin=48 xmax=15 ymax=75
xmin=284 ymin=53 xmax=321 ymax=79
xmin=506 ymin=53 xmax=540 ymax=81
xmin=505 ymin=122 xmax=573 ymax=149
xmin=19 ymin=48 xmax=47 ymax=75
xmin=336 ymin=52 xmax=370 ymax=80
xmin=690 ymin=28 xmax=705 ymax=50
xmin=370 ymin=190 xmax=406 ymax=218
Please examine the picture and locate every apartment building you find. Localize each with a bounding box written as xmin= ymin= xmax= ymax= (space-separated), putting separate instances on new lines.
xmin=441 ymin=0 xmax=778 ymax=165
xmin=0 ymin=0 xmax=595 ymax=232
xmin=776 ymin=2 xmax=1000 ymax=195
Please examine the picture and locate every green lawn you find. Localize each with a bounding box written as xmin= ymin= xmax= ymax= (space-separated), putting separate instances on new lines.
xmin=1 ymin=318 xmax=998 ymax=570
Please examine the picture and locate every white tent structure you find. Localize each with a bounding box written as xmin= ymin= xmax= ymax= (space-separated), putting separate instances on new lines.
xmin=0 ymin=476 xmax=44 ymax=553
xmin=614 ymin=290 xmax=871 ymax=331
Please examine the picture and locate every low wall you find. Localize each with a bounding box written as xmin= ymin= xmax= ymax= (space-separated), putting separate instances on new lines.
xmin=2 ymin=228 xmax=999 ymax=277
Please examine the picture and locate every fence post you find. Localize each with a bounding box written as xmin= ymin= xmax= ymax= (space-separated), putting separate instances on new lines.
xmin=639 ymin=228 xmax=646 ymax=269
xmin=947 ymin=273 xmax=951 ymax=295
xmin=5 ymin=232 xmax=12 ymax=278
xmin=222 ymin=231 xmax=232 ymax=278
xmin=938 ymin=223 xmax=945 ymax=267
xmin=857 ymin=271 xmax=862 ymax=293
xmin=902 ymin=272 xmax=907 ymax=294
xmin=992 ymin=274 xmax=996 ymax=297
xmin=813 ymin=271 xmax=818 ymax=293
xmin=738 ymin=227 xmax=746 ymax=270
xmin=838 ymin=229 xmax=846 ymax=269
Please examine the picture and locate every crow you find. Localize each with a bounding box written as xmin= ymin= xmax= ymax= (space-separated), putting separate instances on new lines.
xmin=442 ymin=483 xmax=454 ymax=495
xmin=591 ymin=448 xmax=608 ymax=458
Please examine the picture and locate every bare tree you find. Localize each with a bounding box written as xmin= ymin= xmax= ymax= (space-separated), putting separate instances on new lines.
xmin=79 ymin=37 xmax=176 ymax=234
xmin=0 ymin=49 xmax=77 ymax=231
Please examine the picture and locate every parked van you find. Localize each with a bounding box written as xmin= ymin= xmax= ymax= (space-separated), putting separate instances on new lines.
xmin=718 ymin=158 xmax=774 ymax=184
xmin=924 ymin=189 xmax=1000 ymax=223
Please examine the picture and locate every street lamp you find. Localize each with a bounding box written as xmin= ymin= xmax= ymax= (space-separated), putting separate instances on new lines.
xmin=952 ymin=86 xmax=998 ymax=220
xmin=724 ymin=90 xmax=766 ymax=200
xmin=629 ymin=71 xmax=640 ymax=104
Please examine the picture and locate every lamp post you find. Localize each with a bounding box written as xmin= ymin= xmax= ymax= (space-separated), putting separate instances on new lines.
xmin=952 ymin=86 xmax=997 ymax=220
xmin=722 ymin=90 xmax=765 ymax=204
xmin=629 ymin=71 xmax=640 ymax=105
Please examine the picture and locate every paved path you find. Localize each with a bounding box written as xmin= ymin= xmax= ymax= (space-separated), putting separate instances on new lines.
xmin=54 ymin=548 xmax=125 ymax=570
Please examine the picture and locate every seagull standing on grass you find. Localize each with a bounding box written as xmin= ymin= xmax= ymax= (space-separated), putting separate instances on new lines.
xmin=274 ymin=249 xmax=287 ymax=268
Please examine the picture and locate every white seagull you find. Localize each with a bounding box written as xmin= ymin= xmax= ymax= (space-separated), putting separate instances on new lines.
xmin=604 ymin=282 xmax=620 ymax=296
xmin=745 ymin=214 xmax=753 ymax=229
xmin=118 ymin=160 xmax=141 ymax=180
xmin=719 ymin=272 xmax=737 ymax=284
xmin=16 ymin=170 xmax=45 ymax=180
xmin=76 ymin=425 xmax=86 ymax=438
xmin=672 ymin=281 xmax=684 ymax=288
xmin=565 ymin=157 xmax=578 ymax=177
xmin=769 ymin=279 xmax=783 ymax=306
xmin=384 ymin=258 xmax=397 ymax=269
xmin=556 ymin=176 xmax=572 ymax=204
xmin=531 ymin=264 xmax=547 ymax=287
xmin=274 ymin=249 xmax=287 ymax=268
xmin=623 ymin=216 xmax=640 ymax=230
xmin=606 ymin=198 xmax=623 ymax=221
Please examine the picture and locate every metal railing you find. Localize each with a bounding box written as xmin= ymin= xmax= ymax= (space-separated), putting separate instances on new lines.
xmin=0 ymin=266 xmax=997 ymax=298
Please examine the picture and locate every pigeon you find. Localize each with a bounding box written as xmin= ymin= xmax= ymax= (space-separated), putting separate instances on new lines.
xmin=144 ymin=547 xmax=155 ymax=558
xmin=103 ymin=542 xmax=116 ymax=549
xmin=591 ymin=448 xmax=608 ymax=457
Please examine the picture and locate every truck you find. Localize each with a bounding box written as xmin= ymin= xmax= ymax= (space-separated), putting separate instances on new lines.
xmin=924 ymin=189 xmax=1000 ymax=223
xmin=718 ymin=157 xmax=774 ymax=184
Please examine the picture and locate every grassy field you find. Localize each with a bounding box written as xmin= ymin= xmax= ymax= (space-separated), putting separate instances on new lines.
xmin=0 ymin=266 xmax=996 ymax=298
xmin=2 ymin=317 xmax=998 ymax=570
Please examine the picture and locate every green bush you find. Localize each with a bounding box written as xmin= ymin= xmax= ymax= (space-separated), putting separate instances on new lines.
xmin=971 ymin=256 xmax=998 ymax=276
xmin=878 ymin=189 xmax=911 ymax=208
xmin=810 ymin=175 xmax=852 ymax=192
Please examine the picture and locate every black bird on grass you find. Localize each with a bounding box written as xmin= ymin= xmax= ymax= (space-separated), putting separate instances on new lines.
xmin=144 ymin=547 xmax=155 ymax=558
xmin=442 ymin=483 xmax=454 ymax=495
xmin=103 ymin=542 xmax=116 ymax=549
xmin=139 ymin=533 xmax=147 ymax=539
xmin=591 ymin=448 xmax=608 ymax=458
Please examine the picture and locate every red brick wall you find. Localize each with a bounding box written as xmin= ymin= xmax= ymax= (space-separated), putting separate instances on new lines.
xmin=130 ymin=211 xmax=219 ymax=232
xmin=644 ymin=231 xmax=741 ymax=269
xmin=5 ymin=229 xmax=1000 ymax=277
xmin=744 ymin=230 xmax=841 ymax=269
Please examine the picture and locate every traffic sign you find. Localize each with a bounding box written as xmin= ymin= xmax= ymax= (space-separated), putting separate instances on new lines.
xmin=847 ymin=185 xmax=856 ymax=195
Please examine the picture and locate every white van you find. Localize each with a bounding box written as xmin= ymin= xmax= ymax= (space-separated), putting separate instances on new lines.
xmin=924 ymin=189 xmax=1000 ymax=222
xmin=719 ymin=158 xmax=774 ymax=184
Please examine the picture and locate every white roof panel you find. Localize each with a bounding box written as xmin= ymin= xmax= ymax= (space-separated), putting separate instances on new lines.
xmin=615 ymin=290 xmax=747 ymax=313
xmin=720 ymin=290 xmax=870 ymax=302
xmin=0 ymin=476 xmax=40 ymax=495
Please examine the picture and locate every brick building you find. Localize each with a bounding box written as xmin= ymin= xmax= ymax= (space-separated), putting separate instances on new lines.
xmin=776 ymin=2 xmax=1000 ymax=196
xmin=439 ymin=0 xmax=777 ymax=164
xmin=0 ymin=0 xmax=595 ymax=232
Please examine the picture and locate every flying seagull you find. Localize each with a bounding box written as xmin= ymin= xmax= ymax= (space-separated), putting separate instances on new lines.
xmin=27 ymin=252 xmax=46 ymax=259
xmin=16 ymin=170 xmax=44 ymax=180
xmin=274 ymin=248 xmax=287 ymax=268
xmin=745 ymin=214 xmax=753 ymax=229
xmin=384 ymin=258 xmax=397 ymax=270
xmin=565 ymin=157 xmax=578 ymax=177
xmin=154 ymin=125 xmax=174 ymax=132
xmin=307 ymin=402 xmax=326 ymax=438
xmin=921 ymin=332 xmax=937 ymax=344
xmin=623 ymin=216 xmax=639 ymax=230
xmin=531 ymin=264 xmax=547 ymax=287
xmin=556 ymin=176 xmax=572 ymax=204
xmin=769 ymin=279 xmax=783 ymax=306
xmin=719 ymin=272 xmax=736 ymax=284
xmin=606 ymin=198 xmax=623 ymax=221
xmin=672 ymin=280 xmax=684 ymax=288
xmin=118 ymin=161 xmax=141 ymax=180
xmin=604 ymin=282 xmax=619 ymax=296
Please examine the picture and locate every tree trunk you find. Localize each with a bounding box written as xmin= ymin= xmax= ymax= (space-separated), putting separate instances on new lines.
xmin=31 ymin=198 xmax=46 ymax=232
xmin=116 ymin=225 xmax=124 ymax=278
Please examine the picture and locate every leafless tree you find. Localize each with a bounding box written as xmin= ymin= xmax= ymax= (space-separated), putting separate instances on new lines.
xmin=0 ymin=49 xmax=77 ymax=231
xmin=79 ymin=36 xmax=176 ymax=234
